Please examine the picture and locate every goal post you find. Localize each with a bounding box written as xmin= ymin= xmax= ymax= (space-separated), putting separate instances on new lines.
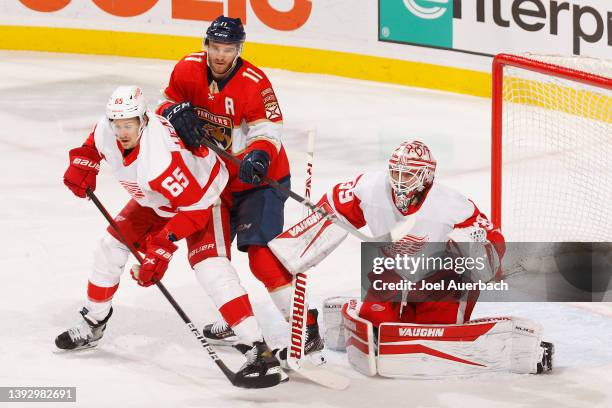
xmin=491 ymin=53 xmax=612 ymax=242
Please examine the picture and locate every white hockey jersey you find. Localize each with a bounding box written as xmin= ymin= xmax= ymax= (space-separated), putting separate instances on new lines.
xmin=85 ymin=113 xmax=228 ymax=218
xmin=323 ymin=170 xmax=499 ymax=244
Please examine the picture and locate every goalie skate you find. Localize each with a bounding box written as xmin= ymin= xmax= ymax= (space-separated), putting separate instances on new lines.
xmin=537 ymin=341 xmax=554 ymax=373
xmin=55 ymin=307 xmax=112 ymax=350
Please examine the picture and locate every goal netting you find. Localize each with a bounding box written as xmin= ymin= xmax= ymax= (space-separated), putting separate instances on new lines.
xmin=491 ymin=53 xmax=612 ymax=243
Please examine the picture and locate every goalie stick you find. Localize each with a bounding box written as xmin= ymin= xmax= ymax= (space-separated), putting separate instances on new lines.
xmin=85 ymin=189 xmax=280 ymax=389
xmin=195 ymin=134 xmax=407 ymax=243
xmin=286 ymin=131 xmax=350 ymax=390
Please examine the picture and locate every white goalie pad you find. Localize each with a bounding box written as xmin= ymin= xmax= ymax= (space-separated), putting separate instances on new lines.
xmin=376 ymin=317 xmax=544 ymax=379
xmin=342 ymin=299 xmax=377 ymax=376
xmin=268 ymin=202 xmax=348 ymax=275
xmin=322 ymin=296 xmax=352 ymax=351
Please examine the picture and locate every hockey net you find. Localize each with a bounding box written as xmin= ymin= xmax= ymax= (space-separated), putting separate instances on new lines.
xmin=491 ymin=53 xmax=612 ymax=244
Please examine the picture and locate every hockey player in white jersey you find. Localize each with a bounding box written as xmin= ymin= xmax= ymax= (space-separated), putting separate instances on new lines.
xmin=269 ymin=140 xmax=553 ymax=377
xmin=57 ymin=86 xmax=283 ymax=384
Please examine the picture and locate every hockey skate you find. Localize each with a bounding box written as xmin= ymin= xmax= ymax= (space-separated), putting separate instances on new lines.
xmin=202 ymin=320 xmax=238 ymax=345
xmin=55 ymin=307 xmax=113 ymax=350
xmin=273 ymin=309 xmax=325 ymax=369
xmin=537 ymin=341 xmax=554 ymax=373
xmin=233 ymin=341 xmax=286 ymax=388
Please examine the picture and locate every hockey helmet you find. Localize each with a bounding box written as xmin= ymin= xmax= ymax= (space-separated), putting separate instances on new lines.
xmin=205 ymin=16 xmax=246 ymax=45
xmin=105 ymin=86 xmax=148 ymax=135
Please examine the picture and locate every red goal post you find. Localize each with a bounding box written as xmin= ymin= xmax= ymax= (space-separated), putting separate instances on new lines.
xmin=490 ymin=53 xmax=612 ymax=242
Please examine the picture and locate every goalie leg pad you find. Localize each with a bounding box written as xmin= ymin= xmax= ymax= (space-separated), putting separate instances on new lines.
xmin=376 ymin=317 xmax=547 ymax=378
xmin=342 ymin=299 xmax=377 ymax=376
xmin=322 ymin=296 xmax=352 ymax=351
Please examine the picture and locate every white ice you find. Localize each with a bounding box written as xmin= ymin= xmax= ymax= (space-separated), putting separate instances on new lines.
xmin=0 ymin=51 xmax=611 ymax=407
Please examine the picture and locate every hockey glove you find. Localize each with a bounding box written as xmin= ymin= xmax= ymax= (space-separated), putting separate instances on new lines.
xmin=239 ymin=150 xmax=270 ymax=185
xmin=162 ymin=102 xmax=204 ymax=148
xmin=63 ymin=146 xmax=101 ymax=198
xmin=130 ymin=234 xmax=178 ymax=287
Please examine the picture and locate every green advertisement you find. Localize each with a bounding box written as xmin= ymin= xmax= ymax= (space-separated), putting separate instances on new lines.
xmin=379 ymin=0 xmax=453 ymax=48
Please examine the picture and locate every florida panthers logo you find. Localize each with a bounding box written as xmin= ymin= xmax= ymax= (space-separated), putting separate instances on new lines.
xmin=204 ymin=124 xmax=232 ymax=151
xmin=195 ymin=108 xmax=233 ymax=151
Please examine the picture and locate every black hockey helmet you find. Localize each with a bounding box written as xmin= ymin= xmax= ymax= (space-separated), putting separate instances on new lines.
xmin=205 ymin=16 xmax=246 ymax=45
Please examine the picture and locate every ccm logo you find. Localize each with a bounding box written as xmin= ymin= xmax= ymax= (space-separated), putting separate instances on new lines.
xmin=72 ymin=158 xmax=100 ymax=171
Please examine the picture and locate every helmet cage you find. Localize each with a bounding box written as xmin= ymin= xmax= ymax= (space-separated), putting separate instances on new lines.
xmin=389 ymin=161 xmax=434 ymax=196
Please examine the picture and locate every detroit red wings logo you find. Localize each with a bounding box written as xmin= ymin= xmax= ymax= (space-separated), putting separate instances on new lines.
xmin=120 ymin=180 xmax=144 ymax=199
xmin=382 ymin=234 xmax=428 ymax=257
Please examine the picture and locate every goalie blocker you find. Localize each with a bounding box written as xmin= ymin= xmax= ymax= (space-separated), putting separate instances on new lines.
xmin=268 ymin=202 xmax=348 ymax=275
xmin=336 ymin=299 xmax=553 ymax=378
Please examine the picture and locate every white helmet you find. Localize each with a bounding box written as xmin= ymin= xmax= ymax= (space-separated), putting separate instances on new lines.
xmin=106 ymin=86 xmax=147 ymax=134
xmin=388 ymin=140 xmax=436 ymax=212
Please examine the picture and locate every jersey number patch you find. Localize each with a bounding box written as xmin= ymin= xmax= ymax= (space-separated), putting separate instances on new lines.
xmin=161 ymin=167 xmax=189 ymax=197
xmin=338 ymin=181 xmax=355 ymax=204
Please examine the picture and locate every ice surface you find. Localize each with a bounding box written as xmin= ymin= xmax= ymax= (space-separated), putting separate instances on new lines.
xmin=0 ymin=51 xmax=610 ymax=407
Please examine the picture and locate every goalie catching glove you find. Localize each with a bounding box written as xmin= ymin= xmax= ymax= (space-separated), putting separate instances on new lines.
xmin=446 ymin=225 xmax=502 ymax=283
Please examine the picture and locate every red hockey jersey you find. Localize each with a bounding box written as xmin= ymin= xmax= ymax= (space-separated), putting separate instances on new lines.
xmin=158 ymin=52 xmax=290 ymax=192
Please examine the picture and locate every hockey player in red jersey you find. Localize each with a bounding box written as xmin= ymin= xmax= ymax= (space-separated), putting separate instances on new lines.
xmin=269 ymin=140 xmax=553 ymax=376
xmin=157 ymin=16 xmax=323 ymax=356
xmin=56 ymin=86 xmax=283 ymax=385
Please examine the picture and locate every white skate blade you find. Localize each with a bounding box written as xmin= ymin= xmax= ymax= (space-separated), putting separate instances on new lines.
xmin=288 ymin=358 xmax=350 ymax=390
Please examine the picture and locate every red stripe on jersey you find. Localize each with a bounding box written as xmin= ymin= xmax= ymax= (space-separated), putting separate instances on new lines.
xmin=83 ymin=127 xmax=96 ymax=148
xmin=87 ymin=281 xmax=119 ymax=302
xmin=200 ymin=157 xmax=222 ymax=198
xmin=219 ymin=294 xmax=254 ymax=327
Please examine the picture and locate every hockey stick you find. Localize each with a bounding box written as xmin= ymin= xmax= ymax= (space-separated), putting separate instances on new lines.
xmin=288 ymin=130 xmax=313 ymax=370
xmin=85 ymin=188 xmax=279 ymax=389
xmin=196 ymin=136 xmax=398 ymax=242
xmin=286 ymin=131 xmax=350 ymax=390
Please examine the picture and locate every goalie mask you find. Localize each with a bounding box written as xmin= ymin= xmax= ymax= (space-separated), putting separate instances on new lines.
xmin=105 ymin=85 xmax=148 ymax=137
xmin=388 ymin=140 xmax=436 ymax=213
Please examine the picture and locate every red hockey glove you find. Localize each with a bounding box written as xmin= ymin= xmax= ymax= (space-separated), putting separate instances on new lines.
xmin=63 ymin=146 xmax=101 ymax=198
xmin=130 ymin=234 xmax=178 ymax=287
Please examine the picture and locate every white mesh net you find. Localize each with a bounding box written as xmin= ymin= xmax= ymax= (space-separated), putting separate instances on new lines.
xmin=498 ymin=54 xmax=612 ymax=243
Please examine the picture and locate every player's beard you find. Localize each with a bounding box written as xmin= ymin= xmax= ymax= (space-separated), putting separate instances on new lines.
xmin=208 ymin=54 xmax=239 ymax=79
